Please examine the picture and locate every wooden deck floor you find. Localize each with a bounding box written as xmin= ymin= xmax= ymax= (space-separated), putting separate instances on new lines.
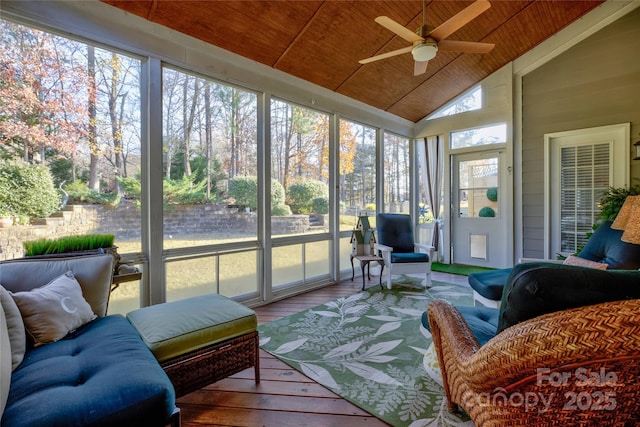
xmin=178 ymin=272 xmax=467 ymax=427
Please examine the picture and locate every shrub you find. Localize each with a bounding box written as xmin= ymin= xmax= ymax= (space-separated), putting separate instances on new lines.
xmin=478 ymin=207 xmax=495 ymax=217
xmin=0 ymin=159 xmax=60 ymax=218
xmin=598 ymin=185 xmax=640 ymax=221
xmin=163 ymin=175 xmax=208 ymax=205
xmin=271 ymin=204 xmax=292 ymax=216
xmin=287 ymin=179 xmax=328 ymax=214
xmin=271 ymin=179 xmax=286 ymax=207
xmin=312 ymin=197 xmax=329 ymax=214
xmin=486 ymin=187 xmax=498 ymax=202
xmin=118 ymin=176 xmax=141 ymax=200
xmin=228 ymin=176 xmax=257 ymax=210
xmin=228 ymin=176 xmax=286 ymax=211
xmin=64 ymin=180 xmax=92 ymax=203
xmin=62 ymin=180 xmax=120 ymax=206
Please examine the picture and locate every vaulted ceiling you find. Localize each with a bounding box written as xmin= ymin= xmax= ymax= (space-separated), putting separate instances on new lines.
xmin=101 ymin=0 xmax=604 ymax=123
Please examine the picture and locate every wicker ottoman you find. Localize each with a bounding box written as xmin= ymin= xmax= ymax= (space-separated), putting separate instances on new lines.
xmin=127 ymin=294 xmax=260 ymax=397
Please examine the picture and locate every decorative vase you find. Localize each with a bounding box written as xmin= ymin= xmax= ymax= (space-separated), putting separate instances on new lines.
xmin=0 ymin=217 xmax=13 ymax=228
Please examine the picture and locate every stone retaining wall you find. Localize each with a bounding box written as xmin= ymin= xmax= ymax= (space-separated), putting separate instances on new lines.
xmin=0 ymin=203 xmax=313 ymax=261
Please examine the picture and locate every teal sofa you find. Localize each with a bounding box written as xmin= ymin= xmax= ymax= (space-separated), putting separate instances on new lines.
xmin=0 ymin=254 xmax=180 ymax=427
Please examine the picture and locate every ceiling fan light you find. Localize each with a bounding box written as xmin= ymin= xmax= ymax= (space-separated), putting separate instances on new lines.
xmin=412 ymin=43 xmax=437 ymax=62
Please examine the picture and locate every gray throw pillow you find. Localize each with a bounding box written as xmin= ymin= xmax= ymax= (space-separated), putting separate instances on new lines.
xmin=11 ymin=271 xmax=97 ymax=347
xmin=0 ymin=285 xmax=26 ymax=370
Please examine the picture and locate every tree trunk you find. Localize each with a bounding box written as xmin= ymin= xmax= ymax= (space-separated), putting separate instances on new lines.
xmin=204 ymin=82 xmax=212 ymax=199
xmin=182 ymin=76 xmax=199 ymax=178
xmin=109 ymin=53 xmax=124 ymax=196
xmin=87 ymin=45 xmax=99 ymax=191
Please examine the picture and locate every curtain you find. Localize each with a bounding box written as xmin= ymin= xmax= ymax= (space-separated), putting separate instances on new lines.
xmin=419 ymin=136 xmax=443 ymax=256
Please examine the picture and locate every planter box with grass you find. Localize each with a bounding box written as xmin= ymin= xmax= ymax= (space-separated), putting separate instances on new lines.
xmin=23 ymin=234 xmax=117 ymax=258
xmin=23 ymin=234 xmax=142 ymax=285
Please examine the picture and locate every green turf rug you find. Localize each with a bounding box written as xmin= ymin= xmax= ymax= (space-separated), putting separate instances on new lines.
xmin=431 ymin=262 xmax=495 ymax=276
xmin=258 ymin=276 xmax=475 ymax=427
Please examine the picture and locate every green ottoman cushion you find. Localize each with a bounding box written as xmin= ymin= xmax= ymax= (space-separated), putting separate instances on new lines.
xmin=127 ymin=294 xmax=257 ymax=362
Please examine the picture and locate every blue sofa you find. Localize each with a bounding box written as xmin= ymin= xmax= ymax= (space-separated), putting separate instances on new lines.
xmin=0 ymin=254 xmax=179 ymax=427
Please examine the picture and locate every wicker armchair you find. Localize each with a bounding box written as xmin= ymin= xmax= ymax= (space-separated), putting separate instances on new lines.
xmin=427 ymin=298 xmax=640 ymax=426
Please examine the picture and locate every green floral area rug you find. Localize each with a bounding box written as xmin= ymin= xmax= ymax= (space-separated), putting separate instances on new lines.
xmin=258 ymin=276 xmax=476 ymax=427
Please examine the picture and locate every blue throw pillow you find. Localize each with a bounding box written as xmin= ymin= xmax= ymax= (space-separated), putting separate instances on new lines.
xmin=577 ymin=220 xmax=640 ymax=269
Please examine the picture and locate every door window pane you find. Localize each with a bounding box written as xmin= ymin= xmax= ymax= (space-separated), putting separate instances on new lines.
xmin=458 ymin=157 xmax=499 ymax=218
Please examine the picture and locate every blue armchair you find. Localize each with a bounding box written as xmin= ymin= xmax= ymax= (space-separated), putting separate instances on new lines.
xmin=425 ymin=263 xmax=640 ymax=426
xmin=375 ymin=213 xmax=434 ymax=289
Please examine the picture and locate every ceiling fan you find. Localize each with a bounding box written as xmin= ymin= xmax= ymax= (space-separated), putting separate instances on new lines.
xmin=359 ymin=0 xmax=495 ymax=76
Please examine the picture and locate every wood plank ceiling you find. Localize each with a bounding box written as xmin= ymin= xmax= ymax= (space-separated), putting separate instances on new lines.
xmin=100 ymin=0 xmax=603 ymax=123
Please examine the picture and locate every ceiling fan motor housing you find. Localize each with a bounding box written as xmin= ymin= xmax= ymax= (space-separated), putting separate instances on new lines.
xmin=412 ymin=39 xmax=438 ymax=62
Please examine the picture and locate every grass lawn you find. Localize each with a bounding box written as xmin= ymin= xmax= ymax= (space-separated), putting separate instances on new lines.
xmin=109 ymin=235 xmax=342 ymax=315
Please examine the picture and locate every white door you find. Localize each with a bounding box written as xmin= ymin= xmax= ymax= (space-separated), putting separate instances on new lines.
xmin=451 ymin=150 xmax=509 ymax=268
xmin=545 ymin=123 xmax=629 ymax=259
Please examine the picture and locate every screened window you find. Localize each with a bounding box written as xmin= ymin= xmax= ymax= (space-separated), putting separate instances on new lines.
xmin=428 ymin=86 xmax=482 ymax=119
xmin=383 ymin=133 xmax=410 ymax=213
xmin=161 ymin=67 xmax=260 ymax=301
xmin=270 ymin=99 xmax=330 ymax=236
xmin=0 ymin=19 xmax=143 ymax=315
xmin=162 ymin=67 xmax=258 ymax=246
xmin=270 ymin=99 xmax=332 ymax=291
xmin=339 ymin=119 xmax=376 ymax=229
xmin=451 ymin=123 xmax=507 ymax=149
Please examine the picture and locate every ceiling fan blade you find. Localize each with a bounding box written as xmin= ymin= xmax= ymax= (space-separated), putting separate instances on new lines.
xmin=438 ymin=40 xmax=495 ymax=53
xmin=359 ymin=46 xmax=413 ymax=64
xmin=375 ymin=16 xmax=424 ymax=43
xmin=429 ymin=0 xmax=491 ymax=41
xmin=414 ymin=60 xmax=428 ymax=76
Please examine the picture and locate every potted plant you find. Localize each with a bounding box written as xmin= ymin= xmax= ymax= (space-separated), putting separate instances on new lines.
xmin=598 ymin=184 xmax=640 ymax=221
xmin=0 ymin=208 xmax=14 ymax=228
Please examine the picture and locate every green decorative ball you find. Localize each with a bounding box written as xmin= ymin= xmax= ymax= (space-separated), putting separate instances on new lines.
xmin=479 ymin=207 xmax=496 ymax=217
xmin=486 ymin=187 xmax=498 ymax=202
